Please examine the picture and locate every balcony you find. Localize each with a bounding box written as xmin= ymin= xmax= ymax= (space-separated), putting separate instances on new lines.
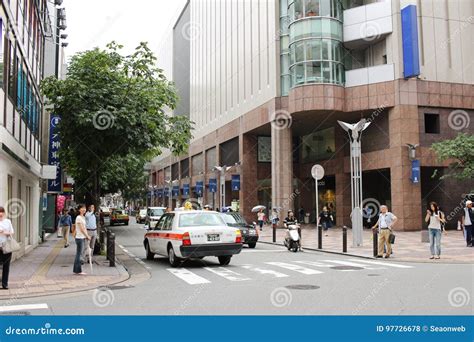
xmin=345 ymin=63 xmax=394 ymax=87
xmin=343 ymin=0 xmax=393 ymax=49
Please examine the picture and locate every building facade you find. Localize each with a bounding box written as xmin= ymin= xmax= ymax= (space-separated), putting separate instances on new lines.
xmin=150 ymin=0 xmax=473 ymax=230
xmin=0 ymin=0 xmax=66 ymax=258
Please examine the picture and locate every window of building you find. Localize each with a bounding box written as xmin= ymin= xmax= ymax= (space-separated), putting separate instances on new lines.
xmin=206 ymin=147 xmax=217 ymax=172
xmin=219 ymin=138 xmax=239 ymax=166
xmin=180 ymin=158 xmax=189 ymax=178
xmin=301 ymin=127 xmax=335 ymax=163
xmin=8 ymin=41 xmax=16 ymax=101
xmin=191 ymin=153 xmax=204 ymax=176
xmin=424 ymin=113 xmax=440 ymax=134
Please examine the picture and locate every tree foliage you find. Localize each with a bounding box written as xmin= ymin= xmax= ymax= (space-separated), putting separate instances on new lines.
xmin=41 ymin=42 xmax=192 ymax=204
xmin=431 ymin=133 xmax=474 ymax=180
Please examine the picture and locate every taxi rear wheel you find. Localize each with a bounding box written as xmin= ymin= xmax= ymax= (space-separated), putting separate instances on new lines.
xmin=145 ymin=241 xmax=154 ymax=260
xmin=168 ymin=246 xmax=181 ymax=267
xmin=218 ymin=256 xmax=231 ymax=266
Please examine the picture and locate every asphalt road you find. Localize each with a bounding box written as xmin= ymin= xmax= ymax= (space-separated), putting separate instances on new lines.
xmin=3 ymin=218 xmax=472 ymax=315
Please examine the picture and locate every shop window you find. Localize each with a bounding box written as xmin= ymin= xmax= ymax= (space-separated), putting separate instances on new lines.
xmin=424 ymin=113 xmax=440 ymax=134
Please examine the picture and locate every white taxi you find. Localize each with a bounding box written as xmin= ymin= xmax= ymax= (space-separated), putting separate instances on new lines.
xmin=143 ymin=210 xmax=243 ymax=267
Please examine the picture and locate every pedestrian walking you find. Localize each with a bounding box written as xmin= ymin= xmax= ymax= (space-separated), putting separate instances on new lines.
xmin=82 ymin=204 xmax=98 ymax=263
xmin=461 ymin=200 xmax=474 ymax=247
xmin=271 ymin=208 xmax=280 ymax=228
xmin=0 ymin=207 xmax=14 ymax=289
xmin=317 ymin=206 xmax=334 ymax=236
xmin=425 ymin=202 xmax=446 ymax=259
xmin=58 ymin=208 xmax=72 ymax=248
xmin=73 ymin=205 xmax=91 ymax=275
xmin=371 ymin=205 xmax=398 ymax=258
xmin=298 ymin=207 xmax=305 ymax=223
xmin=257 ymin=209 xmax=265 ymax=231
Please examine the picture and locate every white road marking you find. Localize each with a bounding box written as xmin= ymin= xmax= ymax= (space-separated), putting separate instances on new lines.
xmin=167 ymin=268 xmax=211 ymax=285
xmin=349 ymin=259 xmax=413 ymax=269
xmin=122 ymin=249 xmax=129 ymax=253
xmin=294 ymin=261 xmax=333 ymax=268
xmin=322 ymin=260 xmax=384 ymax=270
xmin=266 ymin=262 xmax=323 ymax=275
xmin=241 ymin=249 xmax=287 ymax=253
xmin=204 ymin=267 xmax=251 ymax=281
xmin=241 ymin=264 xmax=289 ymax=278
xmin=118 ymin=244 xmax=124 ymax=249
xmin=0 ymin=303 xmax=49 ymax=313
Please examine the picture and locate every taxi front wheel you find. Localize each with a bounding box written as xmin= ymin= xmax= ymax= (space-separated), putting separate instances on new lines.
xmin=218 ymin=256 xmax=231 ymax=266
xmin=145 ymin=241 xmax=154 ymax=260
xmin=168 ymin=246 xmax=182 ymax=267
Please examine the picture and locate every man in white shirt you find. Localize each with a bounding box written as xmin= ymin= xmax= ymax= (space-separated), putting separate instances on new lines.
xmin=0 ymin=206 xmax=15 ymax=289
xmin=83 ymin=204 xmax=98 ymax=263
xmin=372 ymin=205 xmax=397 ymax=258
xmin=461 ymin=200 xmax=473 ymax=247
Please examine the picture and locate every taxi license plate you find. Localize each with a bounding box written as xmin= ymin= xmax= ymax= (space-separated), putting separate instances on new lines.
xmin=207 ymin=234 xmax=220 ymax=242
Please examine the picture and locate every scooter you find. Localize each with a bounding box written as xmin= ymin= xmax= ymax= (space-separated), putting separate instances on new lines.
xmin=284 ymin=223 xmax=301 ymax=252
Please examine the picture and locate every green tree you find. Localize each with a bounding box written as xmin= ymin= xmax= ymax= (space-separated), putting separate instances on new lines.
xmin=41 ymin=42 xmax=192 ymax=206
xmin=431 ymin=133 xmax=474 ymax=180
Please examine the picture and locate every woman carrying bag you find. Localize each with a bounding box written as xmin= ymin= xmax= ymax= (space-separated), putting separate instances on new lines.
xmin=0 ymin=206 xmax=19 ymax=289
xmin=425 ymin=202 xmax=446 ymax=260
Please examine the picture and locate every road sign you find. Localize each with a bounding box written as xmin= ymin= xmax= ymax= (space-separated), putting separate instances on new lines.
xmin=311 ymin=164 xmax=325 ymax=180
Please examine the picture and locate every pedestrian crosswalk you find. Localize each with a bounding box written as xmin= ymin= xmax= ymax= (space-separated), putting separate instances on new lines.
xmin=166 ymin=258 xmax=414 ymax=285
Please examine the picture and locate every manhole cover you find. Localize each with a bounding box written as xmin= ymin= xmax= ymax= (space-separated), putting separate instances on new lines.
xmin=285 ymin=285 xmax=320 ymax=290
xmin=330 ymin=266 xmax=364 ymax=271
xmin=367 ymin=274 xmax=381 ymax=276
xmin=102 ymin=285 xmax=133 ymax=290
xmin=0 ymin=311 xmax=31 ymax=316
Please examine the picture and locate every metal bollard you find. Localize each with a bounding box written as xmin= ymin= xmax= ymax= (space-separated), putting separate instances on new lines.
xmin=373 ymin=230 xmax=378 ymax=257
xmin=106 ymin=229 xmax=111 ymax=261
xmin=342 ymin=226 xmax=347 ymax=253
xmin=107 ymin=232 xmax=115 ymax=267
xmin=272 ymin=224 xmax=276 ymax=243
xmin=99 ymin=229 xmax=106 ymax=254
xmin=318 ymin=224 xmax=322 ymax=249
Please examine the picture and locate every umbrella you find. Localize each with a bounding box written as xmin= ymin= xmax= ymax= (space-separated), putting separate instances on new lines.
xmin=251 ymin=205 xmax=266 ymax=213
xmin=87 ymin=243 xmax=93 ymax=274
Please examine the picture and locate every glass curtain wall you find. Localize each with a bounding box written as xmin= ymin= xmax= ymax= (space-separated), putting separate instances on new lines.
xmin=288 ymin=0 xmax=344 ymax=86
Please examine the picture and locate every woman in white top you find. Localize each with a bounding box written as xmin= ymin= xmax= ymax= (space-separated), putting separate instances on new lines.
xmin=0 ymin=206 xmax=14 ymax=289
xmin=257 ymin=209 xmax=265 ymax=231
xmin=425 ymin=202 xmax=446 ymax=259
xmin=73 ymin=205 xmax=91 ymax=275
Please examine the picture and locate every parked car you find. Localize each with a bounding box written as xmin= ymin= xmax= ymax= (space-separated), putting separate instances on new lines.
xmin=145 ymin=207 xmax=166 ymax=228
xmin=110 ymin=209 xmax=129 ymax=226
xmin=144 ymin=210 xmax=243 ymax=267
xmin=136 ymin=209 xmax=147 ymax=224
xmin=222 ymin=212 xmax=259 ymax=248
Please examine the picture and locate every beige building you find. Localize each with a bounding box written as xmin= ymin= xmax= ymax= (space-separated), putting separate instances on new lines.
xmin=150 ymin=0 xmax=473 ymax=230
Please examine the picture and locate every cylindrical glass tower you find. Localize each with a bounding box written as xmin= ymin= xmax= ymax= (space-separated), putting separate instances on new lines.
xmin=287 ymin=0 xmax=344 ymax=87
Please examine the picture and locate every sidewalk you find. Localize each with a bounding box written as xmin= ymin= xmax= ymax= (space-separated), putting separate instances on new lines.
xmin=259 ymin=225 xmax=473 ymax=263
xmin=0 ymin=235 xmax=129 ymax=300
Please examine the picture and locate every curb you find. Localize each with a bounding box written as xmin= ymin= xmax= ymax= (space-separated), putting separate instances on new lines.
xmin=258 ymin=240 xmax=472 ymax=264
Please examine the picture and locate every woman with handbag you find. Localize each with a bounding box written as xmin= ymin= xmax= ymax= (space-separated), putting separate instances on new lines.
xmin=0 ymin=206 xmax=17 ymax=289
xmin=425 ymin=202 xmax=446 ymax=259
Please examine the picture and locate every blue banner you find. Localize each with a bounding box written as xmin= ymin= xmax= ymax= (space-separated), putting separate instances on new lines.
xmin=47 ymin=116 xmax=62 ymax=193
xmin=164 ymin=187 xmax=169 ymax=197
xmin=0 ymin=316 xmax=470 ymax=342
xmin=172 ymin=186 xmax=179 ymax=197
xmin=183 ymin=184 xmax=190 ymax=196
xmin=411 ymin=159 xmax=420 ymax=183
xmin=401 ymin=5 xmax=420 ymax=78
xmin=157 ymin=188 xmax=163 ymax=198
xmin=195 ymin=181 xmax=203 ymax=196
xmin=231 ymin=174 xmax=240 ymax=191
xmin=209 ymin=178 xmax=217 ymax=193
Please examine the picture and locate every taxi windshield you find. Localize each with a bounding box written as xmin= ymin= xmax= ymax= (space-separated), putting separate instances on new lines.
xmin=179 ymin=213 xmax=225 ymax=227
xmin=149 ymin=208 xmax=165 ymax=216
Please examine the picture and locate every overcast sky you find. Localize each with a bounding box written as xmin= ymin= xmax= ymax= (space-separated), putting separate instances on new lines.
xmin=62 ymin=0 xmax=187 ymax=69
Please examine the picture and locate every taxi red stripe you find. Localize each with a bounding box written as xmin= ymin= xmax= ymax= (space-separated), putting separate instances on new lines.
xmin=146 ymin=232 xmax=183 ymax=241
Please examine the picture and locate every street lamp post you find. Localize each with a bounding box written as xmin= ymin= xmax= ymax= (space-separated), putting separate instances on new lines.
xmin=338 ymin=119 xmax=371 ymax=247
